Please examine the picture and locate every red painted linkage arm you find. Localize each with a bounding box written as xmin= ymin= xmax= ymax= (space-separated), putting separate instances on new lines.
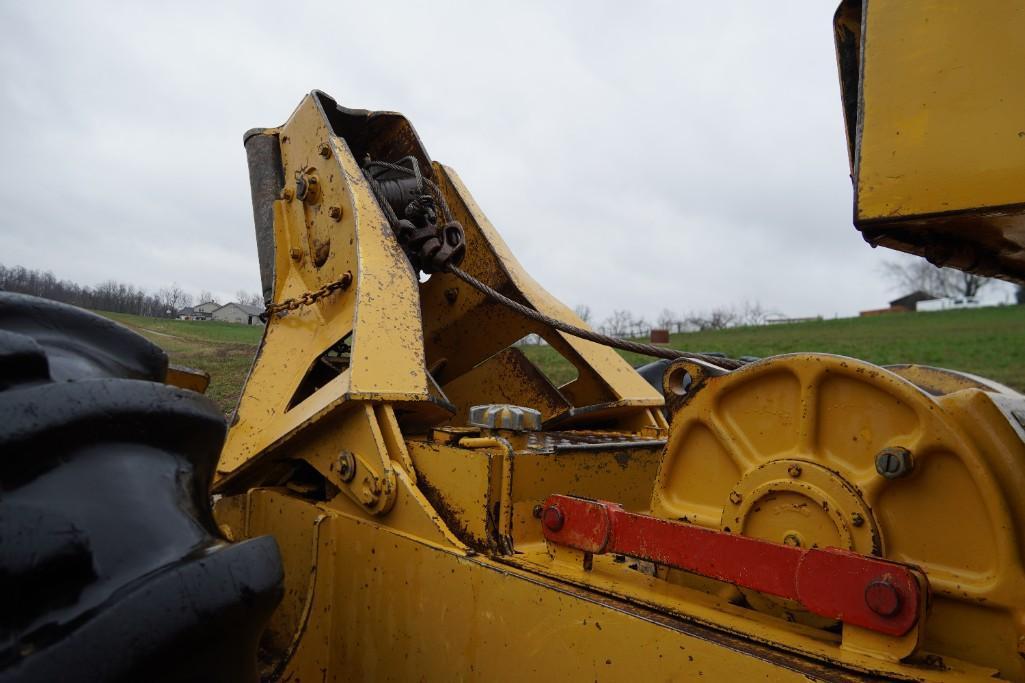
xmin=539 ymin=495 xmax=926 ymax=637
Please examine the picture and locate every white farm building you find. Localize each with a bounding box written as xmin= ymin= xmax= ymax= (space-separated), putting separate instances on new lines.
xmin=211 ymin=302 xmax=264 ymax=325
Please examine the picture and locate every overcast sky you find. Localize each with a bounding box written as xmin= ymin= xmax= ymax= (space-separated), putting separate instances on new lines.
xmin=1 ymin=1 xmax=1015 ymax=322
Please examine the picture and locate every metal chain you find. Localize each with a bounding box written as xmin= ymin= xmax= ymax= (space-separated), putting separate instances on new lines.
xmin=262 ymin=271 xmax=353 ymax=320
xmin=446 ymin=264 xmax=745 ymax=370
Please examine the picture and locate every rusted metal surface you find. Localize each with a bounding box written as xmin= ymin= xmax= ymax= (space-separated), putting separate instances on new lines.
xmin=212 ymin=90 xmax=1025 ymax=680
xmin=652 ymin=351 xmax=1025 ymax=676
xmin=440 ymin=347 xmax=572 ymax=426
xmin=540 ymin=495 xmax=926 ymax=637
xmin=243 ymin=128 xmax=285 ymax=302
xmin=884 ymin=364 xmax=1008 ymax=397
xmin=524 ymin=430 xmax=666 ymax=453
xmin=249 ymin=487 xmax=908 ymax=682
xmin=165 ymin=363 xmax=210 ymax=393
xmin=468 ymin=403 xmax=542 ymax=431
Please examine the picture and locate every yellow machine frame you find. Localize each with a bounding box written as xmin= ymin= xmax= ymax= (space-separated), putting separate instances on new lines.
xmin=209 ymin=86 xmax=1025 ymax=681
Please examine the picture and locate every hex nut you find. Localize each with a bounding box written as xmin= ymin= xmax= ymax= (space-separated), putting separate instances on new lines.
xmin=875 ymin=446 xmax=914 ymax=479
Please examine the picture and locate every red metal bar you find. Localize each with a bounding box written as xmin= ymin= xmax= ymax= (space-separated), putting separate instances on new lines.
xmin=539 ymin=494 xmax=924 ymax=637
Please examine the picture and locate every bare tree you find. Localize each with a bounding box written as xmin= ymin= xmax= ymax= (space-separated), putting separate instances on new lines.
xmin=235 ymin=289 xmax=263 ymax=306
xmin=737 ymin=301 xmax=775 ymax=326
xmin=158 ymin=284 xmax=191 ymax=315
xmin=656 ymin=308 xmax=676 ymax=331
xmin=573 ymin=304 xmax=592 ymax=325
xmin=602 ymin=309 xmax=634 ymax=337
xmin=197 ymin=289 xmax=218 ymax=305
xmin=879 ymin=258 xmax=993 ymax=299
xmin=706 ymin=307 xmax=737 ymax=330
xmin=630 ymin=316 xmax=650 ymax=338
xmin=686 ymin=306 xmax=738 ymax=331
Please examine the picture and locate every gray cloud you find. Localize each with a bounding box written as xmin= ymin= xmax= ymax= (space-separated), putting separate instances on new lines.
xmin=1 ymin=1 xmax=1013 ymax=321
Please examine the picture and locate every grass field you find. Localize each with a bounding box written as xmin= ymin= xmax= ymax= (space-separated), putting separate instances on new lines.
xmin=523 ymin=305 xmax=1025 ymax=390
xmin=97 ymin=305 xmax=1025 ymax=415
xmin=99 ymin=312 xmax=263 ymax=414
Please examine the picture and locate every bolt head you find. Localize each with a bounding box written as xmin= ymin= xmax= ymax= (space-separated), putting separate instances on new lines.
xmin=728 ymin=490 xmax=742 ymax=505
xmin=328 ymin=206 xmax=342 ymax=221
xmin=875 ymin=447 xmax=914 ymax=479
xmin=851 ymin=512 xmax=865 ymax=527
xmin=532 ymin=504 xmax=544 ymax=519
xmin=787 ymin=464 xmax=802 ymax=478
xmin=337 ymin=450 xmax=356 ymax=483
xmin=864 ymin=578 xmax=902 ymax=617
xmin=783 ymin=533 xmax=802 ymax=547
xmin=542 ymin=506 xmax=565 ymax=532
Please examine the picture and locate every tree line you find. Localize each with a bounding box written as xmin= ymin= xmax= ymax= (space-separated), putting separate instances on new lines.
xmin=0 ymin=263 xmax=262 ymax=318
xmin=579 ymin=301 xmax=779 ymax=339
xmin=0 ymin=263 xmax=173 ymax=317
xmin=567 ymin=258 xmax=1023 ymax=343
xmin=520 ymin=302 xmax=779 ymax=345
xmin=601 ymin=301 xmax=779 ymax=336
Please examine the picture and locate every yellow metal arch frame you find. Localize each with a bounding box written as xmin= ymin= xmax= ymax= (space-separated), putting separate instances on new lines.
xmin=214 ymin=92 xmax=663 ymax=501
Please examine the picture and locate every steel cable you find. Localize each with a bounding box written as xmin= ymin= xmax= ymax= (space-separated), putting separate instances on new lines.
xmin=363 ymin=157 xmax=743 ymax=371
xmin=445 ymin=264 xmax=743 ymax=370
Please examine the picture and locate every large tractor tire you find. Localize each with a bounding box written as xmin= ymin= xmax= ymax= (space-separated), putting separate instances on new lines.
xmin=0 ymin=293 xmax=283 ymax=682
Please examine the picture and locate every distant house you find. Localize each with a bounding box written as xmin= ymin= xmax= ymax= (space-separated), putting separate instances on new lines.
xmin=179 ymin=300 xmax=219 ymax=321
xmin=889 ymin=291 xmax=936 ymax=311
xmin=860 ymin=290 xmax=937 ymax=317
xmin=917 ymin=297 xmax=981 ymax=312
xmin=212 ymin=302 xmax=264 ymax=325
xmin=194 ymin=301 xmax=220 ymax=315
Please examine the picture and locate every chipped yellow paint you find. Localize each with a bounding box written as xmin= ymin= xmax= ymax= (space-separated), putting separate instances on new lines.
xmin=212 ymin=89 xmax=1025 ymax=681
xmin=653 ymin=353 xmax=1025 ymax=679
